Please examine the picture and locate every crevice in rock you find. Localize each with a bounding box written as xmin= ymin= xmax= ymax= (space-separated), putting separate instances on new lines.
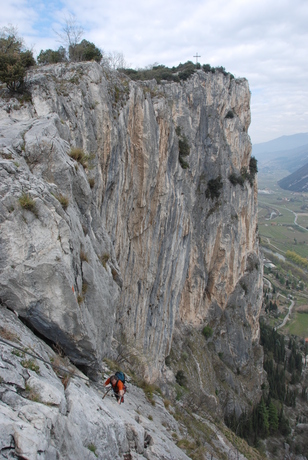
xmin=144 ymin=431 xmax=153 ymax=448
xmin=16 ymin=313 xmax=91 ymax=378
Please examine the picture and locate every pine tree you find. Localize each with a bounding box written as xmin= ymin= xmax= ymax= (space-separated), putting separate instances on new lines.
xmin=258 ymin=398 xmax=269 ymax=437
xmin=268 ymin=399 xmax=279 ymax=432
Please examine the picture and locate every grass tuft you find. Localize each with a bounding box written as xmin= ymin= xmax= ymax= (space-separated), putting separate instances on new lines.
xmin=21 ymin=359 xmax=40 ymax=374
xmin=55 ymin=193 xmax=69 ymax=210
xmin=69 ymin=147 xmax=89 ymax=168
xmin=19 ymin=193 xmax=37 ymax=214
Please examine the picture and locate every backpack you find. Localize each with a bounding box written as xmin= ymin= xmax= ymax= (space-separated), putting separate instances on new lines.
xmin=113 ymin=371 xmax=126 ymax=394
xmin=115 ymin=371 xmax=125 ymax=384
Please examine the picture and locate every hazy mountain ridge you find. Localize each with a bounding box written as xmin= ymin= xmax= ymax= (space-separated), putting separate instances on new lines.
xmin=253 ymin=133 xmax=308 ymax=158
xmin=253 ymin=134 xmax=308 ymax=189
xmin=278 ymin=162 xmax=308 ymax=192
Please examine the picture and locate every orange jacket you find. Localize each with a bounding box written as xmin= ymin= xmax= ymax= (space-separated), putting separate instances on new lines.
xmin=105 ymin=377 xmax=124 ymax=393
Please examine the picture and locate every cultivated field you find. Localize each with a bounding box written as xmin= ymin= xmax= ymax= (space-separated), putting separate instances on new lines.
xmin=258 ymin=170 xmax=308 ymax=338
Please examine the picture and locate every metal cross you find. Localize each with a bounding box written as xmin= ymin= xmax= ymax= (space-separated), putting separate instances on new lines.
xmin=193 ymin=53 xmax=201 ymax=64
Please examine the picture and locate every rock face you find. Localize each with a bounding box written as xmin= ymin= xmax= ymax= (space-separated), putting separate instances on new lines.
xmin=0 ymin=62 xmax=263 ymax=402
xmin=1 ymin=307 xmax=262 ymax=460
xmin=0 ymin=308 xmax=193 ymax=460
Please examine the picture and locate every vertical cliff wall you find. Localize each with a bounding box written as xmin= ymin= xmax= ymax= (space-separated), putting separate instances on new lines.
xmin=0 ymin=62 xmax=263 ymax=401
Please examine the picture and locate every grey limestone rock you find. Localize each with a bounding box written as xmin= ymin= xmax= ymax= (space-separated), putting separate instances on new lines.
xmin=0 ymin=62 xmax=262 ymax=396
xmin=0 ymin=308 xmax=193 ymax=460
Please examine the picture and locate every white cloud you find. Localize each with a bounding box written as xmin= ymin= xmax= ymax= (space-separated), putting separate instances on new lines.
xmin=1 ymin=0 xmax=307 ymax=143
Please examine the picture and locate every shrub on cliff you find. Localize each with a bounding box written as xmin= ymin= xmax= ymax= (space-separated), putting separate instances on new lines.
xmin=0 ymin=26 xmax=35 ymax=92
xmin=202 ymin=325 xmax=213 ymax=339
xmin=228 ymin=172 xmax=245 ymax=187
xmin=37 ymin=47 xmax=66 ymax=65
xmin=206 ymin=176 xmax=223 ymax=199
xmin=122 ymin=61 xmax=234 ymax=83
xmin=176 ymin=126 xmax=190 ymax=169
xmin=122 ymin=61 xmax=197 ymax=83
xmin=229 ymin=158 xmax=258 ymax=187
xmin=69 ymin=39 xmax=102 ymax=62
xmin=202 ymin=63 xmax=213 ymax=72
xmin=175 ymin=370 xmax=187 ymax=387
xmin=248 ymin=156 xmax=258 ymax=184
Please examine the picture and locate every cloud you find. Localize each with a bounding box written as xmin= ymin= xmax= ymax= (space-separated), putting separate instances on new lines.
xmin=1 ymin=0 xmax=307 ymax=143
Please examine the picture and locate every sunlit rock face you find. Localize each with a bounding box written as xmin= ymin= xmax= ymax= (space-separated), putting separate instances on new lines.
xmin=0 ymin=62 xmax=262 ymax=388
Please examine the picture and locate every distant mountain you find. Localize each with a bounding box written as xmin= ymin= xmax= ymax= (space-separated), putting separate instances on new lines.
xmin=253 ymin=133 xmax=308 ymax=158
xmin=252 ymin=133 xmax=308 ymax=173
xmin=278 ymin=162 xmax=308 ymax=192
xmin=262 ymin=144 xmax=308 ymax=173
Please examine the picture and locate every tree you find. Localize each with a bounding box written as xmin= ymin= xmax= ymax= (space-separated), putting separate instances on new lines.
xmin=56 ymin=14 xmax=84 ymax=51
xmin=37 ymin=46 xmax=66 ymax=65
xmin=258 ymin=398 xmax=269 ymax=437
xmin=55 ymin=15 xmax=102 ymax=63
xmin=69 ymin=39 xmax=102 ymax=62
xmin=102 ymin=51 xmax=127 ymax=70
xmin=0 ymin=25 xmax=35 ymax=92
xmin=268 ymin=399 xmax=279 ymax=432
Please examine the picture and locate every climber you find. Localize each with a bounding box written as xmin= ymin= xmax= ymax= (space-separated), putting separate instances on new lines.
xmin=104 ymin=373 xmax=126 ymax=404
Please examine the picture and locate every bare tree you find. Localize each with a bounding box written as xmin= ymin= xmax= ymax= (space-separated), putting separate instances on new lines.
xmin=102 ymin=51 xmax=128 ymax=70
xmin=55 ymin=14 xmax=83 ymax=51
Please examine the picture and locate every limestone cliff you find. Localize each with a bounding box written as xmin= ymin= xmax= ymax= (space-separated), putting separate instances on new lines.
xmin=0 ymin=62 xmax=263 ymax=413
xmin=0 ymin=308 xmax=263 ymax=460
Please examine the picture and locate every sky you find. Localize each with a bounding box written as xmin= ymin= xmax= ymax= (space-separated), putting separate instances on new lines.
xmin=1 ymin=0 xmax=308 ymax=145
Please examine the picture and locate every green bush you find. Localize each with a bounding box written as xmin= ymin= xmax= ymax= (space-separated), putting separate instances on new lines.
xmin=178 ymin=137 xmax=190 ymax=157
xmin=0 ymin=26 xmax=35 ymax=92
xmin=228 ymin=172 xmax=245 ymax=187
xmin=122 ymin=61 xmax=197 ymax=83
xmin=236 ymin=157 xmax=258 ymax=186
xmin=176 ymin=126 xmax=190 ymax=169
xmin=37 ymin=47 xmax=66 ymax=65
xmin=122 ymin=61 xmax=233 ymax=84
xmin=179 ymin=156 xmax=189 ymax=169
xmin=215 ymin=66 xmax=228 ymax=76
xmin=229 ymin=158 xmax=257 ymax=187
xmin=206 ymin=176 xmax=223 ymax=199
xmin=248 ymin=156 xmax=258 ymax=184
xmin=178 ymin=68 xmax=195 ymax=80
xmin=175 ymin=370 xmax=187 ymax=387
xmin=202 ymin=325 xmax=213 ymax=339
xmin=69 ymin=39 xmax=102 ymax=62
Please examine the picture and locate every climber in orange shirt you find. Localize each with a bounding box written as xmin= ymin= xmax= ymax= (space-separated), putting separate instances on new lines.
xmin=104 ymin=374 xmax=125 ymax=404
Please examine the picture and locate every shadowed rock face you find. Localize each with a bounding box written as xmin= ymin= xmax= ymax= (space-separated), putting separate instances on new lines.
xmin=0 ymin=62 xmax=262 ymax=386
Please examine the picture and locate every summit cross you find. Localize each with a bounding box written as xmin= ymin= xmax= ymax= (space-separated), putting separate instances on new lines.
xmin=193 ymin=53 xmax=201 ymax=64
